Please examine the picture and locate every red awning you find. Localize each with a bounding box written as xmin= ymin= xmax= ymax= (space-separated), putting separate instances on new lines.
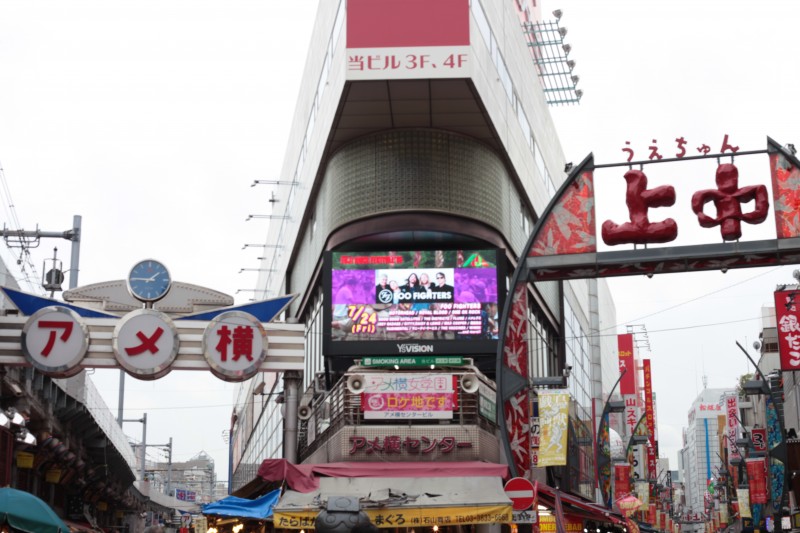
xmin=537 ymin=483 xmax=626 ymax=525
xmin=256 ymin=458 xmax=510 ymax=493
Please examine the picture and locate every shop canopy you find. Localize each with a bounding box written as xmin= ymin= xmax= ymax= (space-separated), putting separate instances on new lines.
xmin=272 ymin=475 xmax=512 ymax=529
xmin=256 ymin=459 xmax=510 ymax=493
xmin=536 ymin=483 xmax=626 ymax=526
xmin=202 ymin=489 xmax=281 ymax=520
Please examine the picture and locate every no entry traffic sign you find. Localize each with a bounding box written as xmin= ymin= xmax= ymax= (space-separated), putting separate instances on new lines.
xmin=505 ymin=477 xmax=535 ymax=511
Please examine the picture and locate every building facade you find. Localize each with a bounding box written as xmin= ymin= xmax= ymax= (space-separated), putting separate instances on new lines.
xmin=230 ymin=0 xmax=618 ymax=517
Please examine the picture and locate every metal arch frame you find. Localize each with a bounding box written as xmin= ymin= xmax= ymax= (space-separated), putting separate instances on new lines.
xmin=495 ymin=152 xmax=595 ymax=478
xmin=496 ymin=137 xmax=800 ymax=479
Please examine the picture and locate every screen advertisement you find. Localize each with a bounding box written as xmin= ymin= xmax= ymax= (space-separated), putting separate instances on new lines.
xmin=323 ymin=249 xmax=504 ymax=357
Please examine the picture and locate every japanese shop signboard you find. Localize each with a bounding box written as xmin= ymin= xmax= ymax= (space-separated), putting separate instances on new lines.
xmin=5 ymin=284 xmax=302 ymax=382
xmin=346 ymin=0 xmax=470 ymax=81
xmin=618 ymin=334 xmax=639 ymax=436
xmin=643 ymin=359 xmax=657 ymax=481
xmin=536 ymin=390 xmax=569 ymax=467
xmin=774 ymin=288 xmax=800 ymax=370
xmin=613 ymin=463 xmax=631 ymax=502
xmin=726 ymin=395 xmax=741 ymax=464
xmin=746 ymin=457 xmax=768 ymax=504
xmin=324 ymin=249 xmax=504 ymax=359
xmin=361 ymin=373 xmax=457 ymax=420
xmin=495 ymin=136 xmax=800 ymax=479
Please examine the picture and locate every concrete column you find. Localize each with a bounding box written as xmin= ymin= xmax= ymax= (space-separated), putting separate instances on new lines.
xmin=283 ymin=371 xmax=302 ymax=463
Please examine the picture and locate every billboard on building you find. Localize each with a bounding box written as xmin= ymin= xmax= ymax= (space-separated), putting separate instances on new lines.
xmin=323 ymin=249 xmax=504 ymax=358
xmin=774 ymin=288 xmax=800 ymax=370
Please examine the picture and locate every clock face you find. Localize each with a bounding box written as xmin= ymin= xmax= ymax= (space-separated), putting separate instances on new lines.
xmin=128 ymin=260 xmax=172 ymax=302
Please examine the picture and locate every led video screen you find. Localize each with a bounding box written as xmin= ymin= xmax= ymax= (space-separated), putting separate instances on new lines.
xmin=323 ymin=249 xmax=504 ymax=357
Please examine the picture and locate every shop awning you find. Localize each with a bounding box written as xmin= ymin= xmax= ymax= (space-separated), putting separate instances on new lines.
xmin=536 ymin=483 xmax=625 ymax=525
xmin=272 ymin=476 xmax=513 ymax=529
xmin=202 ymin=489 xmax=281 ymax=520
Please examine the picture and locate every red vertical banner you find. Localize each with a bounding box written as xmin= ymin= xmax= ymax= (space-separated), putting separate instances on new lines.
xmin=618 ymin=334 xmax=636 ymax=393
xmin=725 ymin=395 xmax=740 ymax=464
xmin=746 ymin=457 xmax=768 ymax=504
xmin=614 ymin=462 xmax=631 ymax=502
xmin=648 ymin=503 xmax=656 ymax=525
xmin=643 ymin=359 xmax=657 ymax=481
xmin=774 ymin=289 xmax=800 ymax=370
xmin=618 ymin=334 xmax=639 ymax=435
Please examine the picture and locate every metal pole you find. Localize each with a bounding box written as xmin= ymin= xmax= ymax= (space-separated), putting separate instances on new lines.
xmin=166 ymin=438 xmax=173 ymax=497
xmin=141 ymin=412 xmax=147 ymax=481
xmin=68 ymin=215 xmax=81 ymax=289
xmin=283 ymin=371 xmax=301 ymax=463
xmin=117 ymin=370 xmax=125 ymax=426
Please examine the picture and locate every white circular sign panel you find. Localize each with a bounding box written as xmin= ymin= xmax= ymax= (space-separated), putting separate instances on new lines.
xmin=113 ymin=309 xmax=179 ymax=380
xmin=21 ymin=306 xmax=88 ymax=377
xmin=202 ymin=311 xmax=267 ymax=382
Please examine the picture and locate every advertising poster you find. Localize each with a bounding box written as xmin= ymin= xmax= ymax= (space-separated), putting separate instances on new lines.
xmin=774 ymin=288 xmax=800 ymax=370
xmin=746 ymin=458 xmax=768 ymax=504
xmin=614 ymin=463 xmax=631 ymax=502
xmin=537 ymin=390 xmax=570 ymax=467
xmin=326 ymin=250 xmax=502 ymax=356
xmin=361 ymin=373 xmax=456 ymax=420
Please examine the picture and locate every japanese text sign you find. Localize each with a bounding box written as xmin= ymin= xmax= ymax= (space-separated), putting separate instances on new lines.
xmin=113 ymin=309 xmax=179 ymax=380
xmin=537 ymin=390 xmax=570 ymax=467
xmin=346 ymin=0 xmax=470 ymax=81
xmin=746 ymin=457 xmax=768 ymax=504
xmin=643 ymin=359 xmax=657 ymax=481
xmin=202 ymin=311 xmax=268 ymax=381
xmin=21 ymin=306 xmax=89 ymax=377
xmin=726 ymin=395 xmax=741 ymax=464
xmin=617 ymin=334 xmax=636 ymax=394
xmin=774 ymin=288 xmax=800 ymax=370
xmin=348 ymin=434 xmax=472 ymax=456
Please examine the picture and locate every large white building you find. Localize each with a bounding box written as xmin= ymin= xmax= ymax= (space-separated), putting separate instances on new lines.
xmin=229 ymin=0 xmax=619 ymax=513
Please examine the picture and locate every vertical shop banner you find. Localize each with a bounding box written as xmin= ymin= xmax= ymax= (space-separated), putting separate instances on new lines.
xmin=618 ymin=334 xmax=639 ymax=435
xmin=635 ymin=481 xmax=649 ymax=509
xmin=614 ymin=463 xmax=631 ymax=502
xmin=537 ymin=390 xmax=570 ymax=467
xmin=725 ymin=395 xmax=740 ymax=464
xmin=643 ymin=360 xmax=657 ymax=481
xmin=648 ymin=504 xmax=656 ymax=525
xmin=746 ymin=458 xmax=768 ymax=504
xmin=774 ymin=289 xmax=800 ymax=370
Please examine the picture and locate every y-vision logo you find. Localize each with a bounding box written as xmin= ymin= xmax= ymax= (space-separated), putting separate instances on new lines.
xmin=396 ymin=343 xmax=434 ymax=354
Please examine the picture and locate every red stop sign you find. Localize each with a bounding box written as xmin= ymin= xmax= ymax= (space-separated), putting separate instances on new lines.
xmin=504 ymin=477 xmax=535 ymax=511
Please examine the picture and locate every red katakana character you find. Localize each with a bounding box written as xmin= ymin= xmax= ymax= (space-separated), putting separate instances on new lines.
xmin=348 ymin=436 xmax=366 ymax=454
xmin=421 ymin=436 xmax=438 ymax=454
xmin=366 ymin=437 xmax=384 ymax=454
xmin=216 ymin=326 xmax=232 ymax=362
xmin=232 ymin=326 xmax=254 ymax=361
xmin=366 ymin=55 xmax=382 ymax=70
xmin=697 ymin=144 xmax=711 ymax=155
xmin=648 ymin=139 xmax=663 ymax=160
xmin=37 ymin=320 xmax=74 ymax=356
xmin=720 ymin=134 xmax=739 ymax=154
xmin=383 ymin=55 xmax=402 ymax=69
xmin=125 ymin=327 xmax=164 ymax=356
xmin=691 ymin=163 xmax=769 ymax=240
xmin=622 ymin=141 xmax=634 ymax=162
xmin=601 ymin=169 xmax=678 ymax=245
xmin=675 ymin=137 xmax=688 ymax=158
xmin=404 ymin=436 xmax=420 ymax=452
xmin=439 ymin=437 xmax=456 ymax=453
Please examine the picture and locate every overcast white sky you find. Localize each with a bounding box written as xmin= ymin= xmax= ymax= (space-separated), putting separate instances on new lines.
xmin=0 ymin=0 xmax=798 ymax=487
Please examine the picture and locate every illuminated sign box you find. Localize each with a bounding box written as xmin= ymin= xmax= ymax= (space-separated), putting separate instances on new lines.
xmin=323 ymin=249 xmax=504 ymax=359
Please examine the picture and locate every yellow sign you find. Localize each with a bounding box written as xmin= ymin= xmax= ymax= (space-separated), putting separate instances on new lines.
xmin=538 ymin=514 xmax=583 ymax=532
xmin=96 ymin=501 xmax=108 ymax=511
xmin=274 ymin=505 xmax=513 ymax=529
xmin=15 ymin=452 xmax=34 ymax=469
xmin=45 ymin=469 xmax=62 ymax=483
xmin=538 ymin=390 xmax=570 ymax=467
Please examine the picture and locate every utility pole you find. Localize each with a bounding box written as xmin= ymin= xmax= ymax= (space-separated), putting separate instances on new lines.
xmin=0 ymin=215 xmax=82 ymax=290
